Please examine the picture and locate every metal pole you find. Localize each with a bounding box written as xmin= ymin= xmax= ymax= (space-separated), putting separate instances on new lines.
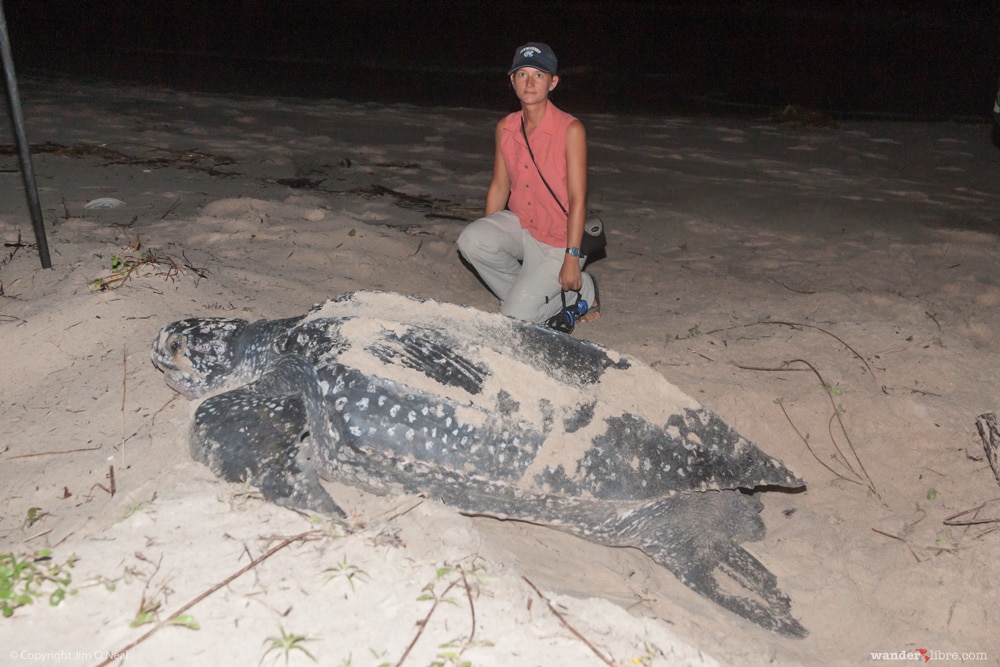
xmin=0 ymin=0 xmax=51 ymax=269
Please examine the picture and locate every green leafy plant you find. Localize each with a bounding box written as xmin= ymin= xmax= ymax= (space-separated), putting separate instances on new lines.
xmin=431 ymin=636 xmax=477 ymax=667
xmin=128 ymin=565 xmax=199 ymax=631
xmin=0 ymin=549 xmax=78 ymax=617
xmin=261 ymin=625 xmax=317 ymax=666
xmin=121 ymin=495 xmax=155 ymax=519
xmin=24 ymin=506 xmax=48 ymax=528
xmin=630 ymin=641 xmax=667 ymax=665
xmin=130 ymin=596 xmax=160 ymax=628
xmin=393 ymin=562 xmax=489 ymax=666
xmin=129 ymin=591 xmax=200 ymax=629
xmin=88 ymin=236 xmax=201 ymax=292
xmin=323 ymin=554 xmax=369 ymax=593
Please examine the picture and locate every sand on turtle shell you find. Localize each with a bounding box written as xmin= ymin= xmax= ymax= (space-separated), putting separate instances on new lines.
xmin=1 ymin=76 xmax=999 ymax=665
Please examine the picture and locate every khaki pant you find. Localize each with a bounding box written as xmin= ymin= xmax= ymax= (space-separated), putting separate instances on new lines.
xmin=457 ymin=210 xmax=595 ymax=323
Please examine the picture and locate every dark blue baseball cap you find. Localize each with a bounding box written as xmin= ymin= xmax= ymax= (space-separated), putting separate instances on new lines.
xmin=507 ymin=42 xmax=558 ymax=76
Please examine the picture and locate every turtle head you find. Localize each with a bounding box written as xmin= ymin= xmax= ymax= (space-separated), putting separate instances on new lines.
xmin=152 ymin=317 xmax=252 ymax=399
xmin=152 ymin=315 xmax=304 ymax=399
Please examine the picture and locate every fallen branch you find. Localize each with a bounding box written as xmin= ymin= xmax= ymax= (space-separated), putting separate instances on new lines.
xmin=747 ymin=358 xmax=878 ymax=497
xmin=395 ymin=579 xmax=458 ymax=667
xmin=775 ymin=398 xmax=861 ymax=487
xmin=4 ymin=444 xmax=103 ymax=460
xmin=522 ymin=576 xmax=614 ymax=667
xmin=707 ymin=320 xmax=877 ymax=383
xmin=871 ymin=527 xmax=958 ymax=562
xmin=974 ymin=413 xmax=1000 ymax=485
xmin=395 ymin=562 xmax=479 ymax=667
xmin=90 ymin=237 xmax=188 ymax=292
xmin=97 ymin=530 xmax=321 ymax=667
xmin=0 ymin=141 xmax=240 ymax=176
xmin=3 ymin=229 xmax=25 ymax=266
xmin=944 ymin=500 xmax=1000 ymax=527
xmin=871 ymin=528 xmax=921 ymax=563
xmin=160 ymin=198 xmax=181 ymax=220
xmin=120 ymin=346 xmax=127 ymax=470
xmin=944 ymin=499 xmax=1000 ymax=539
xmin=351 ymin=183 xmax=478 ymax=219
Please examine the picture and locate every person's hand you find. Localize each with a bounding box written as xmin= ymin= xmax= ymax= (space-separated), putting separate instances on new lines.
xmin=559 ymin=256 xmax=583 ymax=292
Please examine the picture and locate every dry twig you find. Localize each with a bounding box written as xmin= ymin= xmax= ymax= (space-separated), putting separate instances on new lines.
xmin=90 ymin=237 xmax=187 ymax=291
xmin=97 ymin=530 xmax=321 ymax=667
xmin=522 ymin=576 xmax=614 ymax=667
xmin=707 ymin=320 xmax=877 ymax=382
xmin=944 ymin=499 xmax=1000 ymax=539
xmin=395 ymin=563 xmax=479 ymax=667
xmin=4 ymin=444 xmax=102 ymax=461
xmin=747 ymin=359 xmax=878 ymax=497
xmin=120 ymin=346 xmax=127 ymax=470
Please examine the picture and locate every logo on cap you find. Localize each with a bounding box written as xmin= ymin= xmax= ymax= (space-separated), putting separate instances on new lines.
xmin=508 ymin=42 xmax=557 ymax=75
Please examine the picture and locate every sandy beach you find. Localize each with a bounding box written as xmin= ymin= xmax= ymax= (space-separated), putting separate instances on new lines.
xmin=1 ymin=75 xmax=999 ymax=665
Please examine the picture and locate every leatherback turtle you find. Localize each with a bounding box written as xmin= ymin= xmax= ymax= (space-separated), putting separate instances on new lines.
xmin=151 ymin=290 xmax=807 ymax=637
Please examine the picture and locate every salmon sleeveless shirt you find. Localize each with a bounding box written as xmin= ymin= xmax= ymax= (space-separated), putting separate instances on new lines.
xmin=500 ymin=103 xmax=577 ymax=247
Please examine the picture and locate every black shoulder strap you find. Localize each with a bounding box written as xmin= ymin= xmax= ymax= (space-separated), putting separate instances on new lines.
xmin=520 ymin=116 xmax=568 ymax=216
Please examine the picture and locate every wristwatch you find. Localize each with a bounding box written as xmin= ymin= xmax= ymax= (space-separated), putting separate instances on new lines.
xmin=566 ymin=247 xmax=581 ymax=257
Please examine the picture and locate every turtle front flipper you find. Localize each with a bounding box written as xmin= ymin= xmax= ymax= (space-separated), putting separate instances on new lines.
xmin=190 ymin=355 xmax=345 ymax=518
xmin=612 ymin=491 xmax=807 ymax=638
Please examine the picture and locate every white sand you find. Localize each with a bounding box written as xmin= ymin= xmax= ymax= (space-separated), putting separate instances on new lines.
xmin=1 ymin=77 xmax=998 ymax=665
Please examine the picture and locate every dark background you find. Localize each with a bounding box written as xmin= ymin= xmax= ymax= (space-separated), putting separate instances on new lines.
xmin=4 ymin=1 xmax=999 ymax=121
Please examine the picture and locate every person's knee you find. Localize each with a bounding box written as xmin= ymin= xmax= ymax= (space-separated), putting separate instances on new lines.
xmin=456 ymin=223 xmax=486 ymax=260
xmin=500 ymin=299 xmax=536 ymax=322
xmin=500 ymin=289 xmax=548 ymax=322
xmin=456 ymin=225 xmax=472 ymax=252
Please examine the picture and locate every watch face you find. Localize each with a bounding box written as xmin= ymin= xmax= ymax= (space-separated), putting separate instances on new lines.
xmin=567 ymin=248 xmax=580 ymax=257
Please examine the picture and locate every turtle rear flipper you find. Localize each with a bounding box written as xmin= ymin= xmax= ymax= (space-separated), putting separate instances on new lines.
xmin=694 ymin=534 xmax=807 ymax=638
xmin=191 ymin=356 xmax=345 ymax=518
xmin=613 ymin=491 xmax=807 ymax=638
